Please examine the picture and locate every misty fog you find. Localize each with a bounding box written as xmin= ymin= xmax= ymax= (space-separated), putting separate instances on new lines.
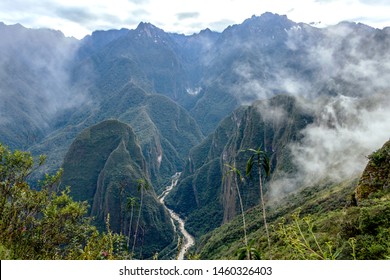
xmin=1 ymin=18 xmax=389 ymax=191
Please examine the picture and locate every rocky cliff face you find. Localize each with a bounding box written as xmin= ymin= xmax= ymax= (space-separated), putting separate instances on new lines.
xmin=61 ymin=120 xmax=174 ymax=258
xmin=356 ymin=140 xmax=390 ymax=201
xmin=165 ymin=95 xmax=314 ymax=237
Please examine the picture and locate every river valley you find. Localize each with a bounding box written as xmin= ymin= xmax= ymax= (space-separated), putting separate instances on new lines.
xmin=159 ymin=172 xmax=195 ymax=260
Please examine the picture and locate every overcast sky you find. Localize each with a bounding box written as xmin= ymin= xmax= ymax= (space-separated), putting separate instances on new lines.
xmin=1 ymin=0 xmax=390 ymax=39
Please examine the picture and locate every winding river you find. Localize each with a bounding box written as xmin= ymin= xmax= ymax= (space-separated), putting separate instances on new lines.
xmin=159 ymin=172 xmax=195 ymax=260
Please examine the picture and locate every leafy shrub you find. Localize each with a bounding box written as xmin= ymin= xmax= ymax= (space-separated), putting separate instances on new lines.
xmin=0 ymin=143 xmax=127 ymax=259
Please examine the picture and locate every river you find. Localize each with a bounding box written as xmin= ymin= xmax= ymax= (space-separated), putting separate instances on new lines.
xmin=159 ymin=172 xmax=195 ymax=260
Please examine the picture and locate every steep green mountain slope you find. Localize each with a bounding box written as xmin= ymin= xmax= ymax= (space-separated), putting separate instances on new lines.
xmin=165 ymin=95 xmax=314 ymax=238
xmin=197 ymin=140 xmax=390 ymax=260
xmin=61 ymin=120 xmax=175 ymax=258
xmin=75 ymin=22 xmax=206 ymax=102
xmin=31 ymin=82 xmax=203 ymax=191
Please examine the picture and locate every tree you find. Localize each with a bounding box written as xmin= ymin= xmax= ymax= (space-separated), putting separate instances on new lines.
xmin=132 ymin=178 xmax=149 ymax=257
xmin=119 ymin=181 xmax=126 ymax=235
xmin=236 ymin=240 xmax=261 ymax=260
xmin=0 ymin=143 xmax=89 ymax=258
xmin=224 ymin=163 xmax=248 ymax=256
xmin=0 ymin=143 xmax=126 ymax=260
xmin=126 ymin=196 xmax=137 ymax=249
xmin=245 ymin=147 xmax=271 ymax=256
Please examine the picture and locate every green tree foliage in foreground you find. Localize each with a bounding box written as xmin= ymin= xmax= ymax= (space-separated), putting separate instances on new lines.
xmin=245 ymin=147 xmax=271 ymax=256
xmin=0 ymin=143 xmax=127 ymax=259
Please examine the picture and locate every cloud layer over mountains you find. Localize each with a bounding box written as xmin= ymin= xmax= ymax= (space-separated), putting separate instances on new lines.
xmin=286 ymin=23 xmax=390 ymax=187
xmin=1 ymin=15 xmax=389 ymax=192
xmin=234 ymin=21 xmax=390 ymax=194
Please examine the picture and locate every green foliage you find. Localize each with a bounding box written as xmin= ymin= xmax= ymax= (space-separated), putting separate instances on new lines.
xmin=132 ymin=178 xmax=149 ymax=256
xmin=0 ymin=143 xmax=128 ymax=259
xmin=125 ymin=196 xmax=137 ymax=249
xmin=224 ymin=163 xmax=247 ymax=248
xmin=348 ymin=199 xmax=390 ymax=260
xmin=275 ymin=210 xmax=341 ymax=260
xmin=356 ymin=140 xmax=390 ymax=201
xmin=186 ymin=252 xmax=201 ymax=260
xmin=245 ymin=147 xmax=271 ymax=257
xmin=236 ymin=240 xmax=261 ymax=260
xmin=198 ymin=169 xmax=390 ymax=260
xmin=368 ymin=148 xmax=388 ymax=166
xmin=245 ymin=147 xmax=271 ymax=179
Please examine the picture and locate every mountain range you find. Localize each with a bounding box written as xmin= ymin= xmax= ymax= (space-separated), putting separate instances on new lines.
xmin=1 ymin=12 xmax=389 ymax=259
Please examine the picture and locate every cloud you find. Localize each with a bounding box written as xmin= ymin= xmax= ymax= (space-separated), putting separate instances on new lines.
xmin=255 ymin=98 xmax=288 ymax=125
xmin=55 ymin=7 xmax=98 ymax=24
xmin=268 ymin=92 xmax=390 ymax=200
xmin=0 ymin=0 xmax=150 ymax=38
xmin=131 ymin=8 xmax=150 ymax=17
xmin=290 ymin=94 xmax=390 ymax=184
xmin=358 ymin=0 xmax=390 ymax=5
xmin=314 ymin=0 xmax=335 ymax=2
xmin=279 ymin=24 xmax=390 ymax=190
xmin=0 ymin=22 xmax=90 ymax=134
xmin=127 ymin=0 xmax=150 ymax=4
xmin=209 ymin=19 xmax=236 ymax=31
xmin=1 ymin=0 xmax=390 ymax=39
xmin=176 ymin=12 xmax=200 ymax=21
xmin=222 ymin=20 xmax=390 ymax=197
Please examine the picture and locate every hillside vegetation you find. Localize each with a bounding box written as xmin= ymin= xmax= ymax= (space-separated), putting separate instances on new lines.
xmin=197 ymin=140 xmax=390 ymax=259
xmin=0 ymin=143 xmax=128 ymax=259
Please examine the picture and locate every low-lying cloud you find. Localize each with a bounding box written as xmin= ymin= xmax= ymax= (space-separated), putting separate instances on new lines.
xmin=227 ymin=21 xmax=390 ymax=195
xmin=0 ymin=23 xmax=88 ymax=142
xmin=291 ymin=94 xmax=390 ymax=184
xmin=286 ymin=23 xmax=390 ymax=187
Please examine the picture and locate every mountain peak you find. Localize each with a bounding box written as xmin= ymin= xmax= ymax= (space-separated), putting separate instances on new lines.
xmin=193 ymin=27 xmax=219 ymax=40
xmin=199 ymin=28 xmax=213 ymax=34
xmin=219 ymin=12 xmax=294 ymax=43
xmin=136 ymin=22 xmax=161 ymax=33
xmin=260 ymin=12 xmax=288 ymax=20
xmin=241 ymin=12 xmax=292 ymax=27
xmin=135 ymin=22 xmax=168 ymax=41
xmin=333 ymin=20 xmax=375 ymax=33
